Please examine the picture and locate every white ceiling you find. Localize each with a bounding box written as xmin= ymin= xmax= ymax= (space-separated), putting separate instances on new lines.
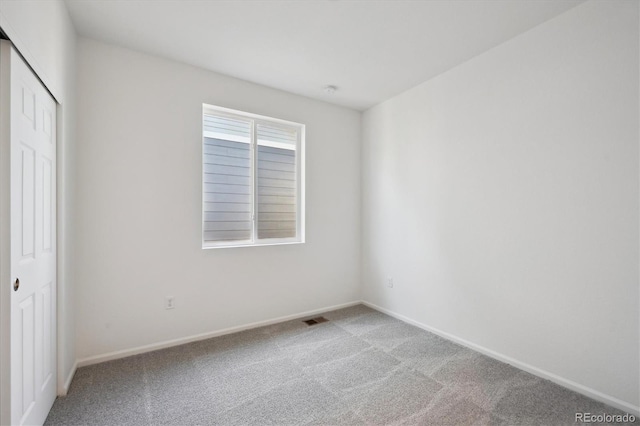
xmin=64 ymin=0 xmax=584 ymax=111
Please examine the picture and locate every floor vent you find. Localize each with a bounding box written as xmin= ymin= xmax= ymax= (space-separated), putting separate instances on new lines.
xmin=303 ymin=316 xmax=328 ymax=326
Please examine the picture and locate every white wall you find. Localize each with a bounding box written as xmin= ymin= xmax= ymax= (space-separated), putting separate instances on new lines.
xmin=0 ymin=0 xmax=77 ymax=398
xmin=362 ymin=0 xmax=639 ymax=413
xmin=75 ymin=38 xmax=361 ymax=360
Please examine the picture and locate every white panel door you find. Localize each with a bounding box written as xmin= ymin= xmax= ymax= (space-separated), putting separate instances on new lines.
xmin=5 ymin=43 xmax=57 ymax=426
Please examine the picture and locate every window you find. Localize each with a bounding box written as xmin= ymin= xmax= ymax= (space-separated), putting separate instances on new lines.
xmin=202 ymin=104 xmax=305 ymax=248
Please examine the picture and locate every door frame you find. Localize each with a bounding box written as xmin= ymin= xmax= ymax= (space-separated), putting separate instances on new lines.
xmin=1 ymin=38 xmax=14 ymax=426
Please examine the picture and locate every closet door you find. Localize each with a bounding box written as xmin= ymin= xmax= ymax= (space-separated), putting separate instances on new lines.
xmin=1 ymin=40 xmax=57 ymax=426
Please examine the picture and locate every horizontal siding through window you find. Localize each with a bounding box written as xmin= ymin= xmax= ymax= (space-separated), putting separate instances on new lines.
xmin=203 ymin=230 xmax=251 ymax=242
xmin=203 ymin=137 xmax=252 ymax=242
xmin=257 ymin=144 xmax=296 ymax=239
xmin=203 ymin=115 xmax=251 ymax=142
xmin=204 ymin=146 xmax=250 ymax=159
xmin=258 ymin=159 xmax=295 ymax=173
xmin=258 ymin=186 xmax=294 ymax=196
xmin=203 ymin=174 xmax=251 ymax=186
xmin=204 ymin=212 xmax=251 ymax=222
xmin=256 ymin=123 xmax=297 ymax=146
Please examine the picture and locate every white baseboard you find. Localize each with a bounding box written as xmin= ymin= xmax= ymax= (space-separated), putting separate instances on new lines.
xmin=362 ymin=301 xmax=640 ymax=417
xmin=59 ymin=360 xmax=77 ymax=396
xmin=76 ymin=300 xmax=361 ymax=368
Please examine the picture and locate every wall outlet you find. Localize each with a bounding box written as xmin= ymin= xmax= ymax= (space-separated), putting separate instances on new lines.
xmin=387 ymin=277 xmax=394 ymax=288
xmin=165 ymin=296 xmax=175 ymax=309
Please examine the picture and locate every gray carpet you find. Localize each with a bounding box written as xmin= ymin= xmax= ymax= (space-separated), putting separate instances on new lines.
xmin=46 ymin=305 xmax=638 ymax=425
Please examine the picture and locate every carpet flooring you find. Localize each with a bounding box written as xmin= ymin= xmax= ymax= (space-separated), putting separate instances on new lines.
xmin=45 ymin=305 xmax=638 ymax=425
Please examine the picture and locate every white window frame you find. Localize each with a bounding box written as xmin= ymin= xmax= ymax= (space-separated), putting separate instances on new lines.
xmin=202 ymin=104 xmax=305 ymax=249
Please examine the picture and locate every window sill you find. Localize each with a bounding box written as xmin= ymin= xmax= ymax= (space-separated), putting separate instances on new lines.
xmin=202 ymin=240 xmax=305 ymax=250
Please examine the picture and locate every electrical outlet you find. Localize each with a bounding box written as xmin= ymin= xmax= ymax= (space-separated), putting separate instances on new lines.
xmin=165 ymin=296 xmax=175 ymax=309
xmin=387 ymin=278 xmax=394 ymax=288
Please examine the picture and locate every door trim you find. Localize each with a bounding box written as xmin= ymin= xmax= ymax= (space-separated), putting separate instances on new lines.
xmin=0 ymin=38 xmax=14 ymax=426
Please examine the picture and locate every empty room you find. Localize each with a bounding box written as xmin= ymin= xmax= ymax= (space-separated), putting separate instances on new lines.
xmin=0 ymin=0 xmax=638 ymax=425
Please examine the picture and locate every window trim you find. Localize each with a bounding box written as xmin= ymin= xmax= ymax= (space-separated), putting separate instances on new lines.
xmin=202 ymin=104 xmax=305 ymax=249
